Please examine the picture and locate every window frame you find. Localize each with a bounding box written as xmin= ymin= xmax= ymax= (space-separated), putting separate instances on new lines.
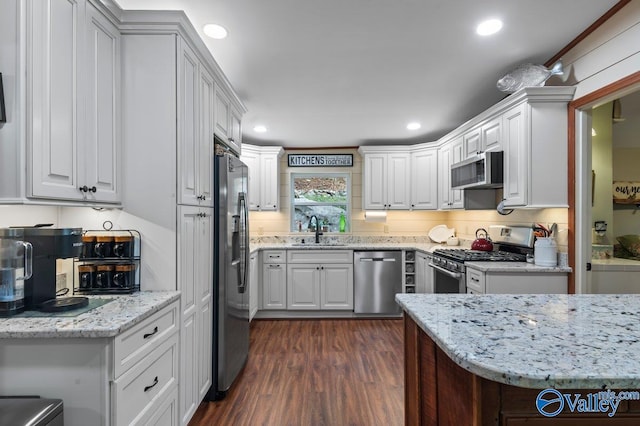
xmin=290 ymin=172 xmax=351 ymax=233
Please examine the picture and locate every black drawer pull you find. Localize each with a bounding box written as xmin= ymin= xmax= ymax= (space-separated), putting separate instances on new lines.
xmin=144 ymin=376 xmax=159 ymax=392
xmin=143 ymin=326 xmax=158 ymax=339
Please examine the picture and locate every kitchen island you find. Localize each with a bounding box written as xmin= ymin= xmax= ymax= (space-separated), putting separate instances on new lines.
xmin=0 ymin=291 xmax=180 ymax=426
xmin=396 ymin=293 xmax=640 ymax=425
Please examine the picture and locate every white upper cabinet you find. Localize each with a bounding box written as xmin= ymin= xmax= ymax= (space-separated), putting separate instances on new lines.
xmin=214 ymin=87 xmax=242 ymax=154
xmin=240 ymin=144 xmax=284 ymax=211
xmin=500 ymin=88 xmax=575 ymax=208
xmin=410 ymin=147 xmax=438 ymax=210
xmin=177 ymin=40 xmax=214 ymax=207
xmin=437 ymin=138 xmax=464 ymax=210
xmin=359 ymin=148 xmax=411 ymax=210
xmin=29 ymin=0 xmax=120 ymax=203
xmin=462 ymin=116 xmax=502 ymax=159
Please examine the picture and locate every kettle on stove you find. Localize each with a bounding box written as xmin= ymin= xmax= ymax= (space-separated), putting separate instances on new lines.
xmin=471 ymin=228 xmax=494 ymax=252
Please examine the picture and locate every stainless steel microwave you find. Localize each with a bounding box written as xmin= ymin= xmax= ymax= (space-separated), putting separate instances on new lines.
xmin=451 ymin=151 xmax=503 ymax=190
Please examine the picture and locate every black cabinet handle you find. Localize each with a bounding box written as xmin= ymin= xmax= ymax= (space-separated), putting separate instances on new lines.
xmin=90 ymin=186 xmax=97 ymax=193
xmin=79 ymin=185 xmax=87 ymax=192
xmin=143 ymin=326 xmax=158 ymax=339
xmin=144 ymin=376 xmax=159 ymax=392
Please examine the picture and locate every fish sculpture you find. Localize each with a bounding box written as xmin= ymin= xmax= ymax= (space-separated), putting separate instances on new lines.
xmin=496 ymin=61 xmax=563 ymax=93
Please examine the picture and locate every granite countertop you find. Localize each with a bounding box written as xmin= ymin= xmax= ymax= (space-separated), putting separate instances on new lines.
xmin=0 ymin=291 xmax=180 ymax=339
xmin=465 ymin=261 xmax=572 ymax=273
xmin=250 ymin=242 xmax=571 ymax=273
xmin=396 ymin=293 xmax=640 ymax=389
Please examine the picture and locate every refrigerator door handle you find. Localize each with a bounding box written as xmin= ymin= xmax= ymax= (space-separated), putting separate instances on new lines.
xmin=237 ymin=191 xmax=248 ymax=293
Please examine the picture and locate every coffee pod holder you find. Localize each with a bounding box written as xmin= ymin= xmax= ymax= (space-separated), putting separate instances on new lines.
xmin=73 ymin=229 xmax=141 ymax=295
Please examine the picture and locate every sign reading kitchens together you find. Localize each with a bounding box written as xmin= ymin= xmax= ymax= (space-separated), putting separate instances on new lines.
xmin=288 ymin=154 xmax=353 ymax=167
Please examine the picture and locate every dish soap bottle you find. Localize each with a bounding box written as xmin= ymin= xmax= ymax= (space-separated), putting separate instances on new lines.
xmin=339 ymin=213 xmax=346 ymax=233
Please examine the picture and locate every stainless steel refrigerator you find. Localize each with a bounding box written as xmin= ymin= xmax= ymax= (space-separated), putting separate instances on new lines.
xmin=205 ymin=151 xmax=250 ymax=401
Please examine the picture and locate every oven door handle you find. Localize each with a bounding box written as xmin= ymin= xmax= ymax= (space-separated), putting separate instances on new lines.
xmin=429 ymin=263 xmax=462 ymax=279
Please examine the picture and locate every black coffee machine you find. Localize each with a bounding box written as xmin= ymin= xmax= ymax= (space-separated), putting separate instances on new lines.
xmin=0 ymin=226 xmax=82 ymax=314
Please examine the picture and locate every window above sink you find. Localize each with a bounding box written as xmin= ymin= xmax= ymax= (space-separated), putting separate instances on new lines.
xmin=290 ymin=173 xmax=350 ymax=233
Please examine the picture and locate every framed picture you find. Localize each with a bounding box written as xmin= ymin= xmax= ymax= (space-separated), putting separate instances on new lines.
xmin=0 ymin=73 xmax=6 ymax=123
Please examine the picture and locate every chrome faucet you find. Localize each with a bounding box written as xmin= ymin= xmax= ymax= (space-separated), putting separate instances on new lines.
xmin=308 ymin=215 xmax=323 ymax=244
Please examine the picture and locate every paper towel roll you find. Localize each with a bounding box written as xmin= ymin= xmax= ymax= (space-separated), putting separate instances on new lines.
xmin=364 ymin=211 xmax=387 ymax=222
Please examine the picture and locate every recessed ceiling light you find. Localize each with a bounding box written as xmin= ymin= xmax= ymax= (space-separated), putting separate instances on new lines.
xmin=407 ymin=122 xmax=421 ymax=131
xmin=476 ymin=19 xmax=503 ymax=36
xmin=203 ymin=24 xmax=228 ymax=39
xmin=253 ymin=125 xmax=267 ymax=133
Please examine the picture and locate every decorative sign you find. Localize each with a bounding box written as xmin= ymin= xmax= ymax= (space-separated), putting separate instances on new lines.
xmin=288 ymin=154 xmax=353 ymax=167
xmin=612 ymin=181 xmax=640 ymax=204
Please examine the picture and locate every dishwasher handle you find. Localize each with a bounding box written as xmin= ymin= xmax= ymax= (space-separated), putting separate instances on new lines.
xmin=359 ymin=257 xmax=397 ymax=262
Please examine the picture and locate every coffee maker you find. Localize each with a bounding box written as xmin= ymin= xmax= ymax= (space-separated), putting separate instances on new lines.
xmin=0 ymin=226 xmax=82 ymax=315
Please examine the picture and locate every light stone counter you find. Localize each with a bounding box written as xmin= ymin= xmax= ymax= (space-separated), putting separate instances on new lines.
xmin=465 ymin=261 xmax=572 ymax=273
xmin=396 ymin=293 xmax=640 ymax=389
xmin=0 ymin=291 xmax=180 ymax=339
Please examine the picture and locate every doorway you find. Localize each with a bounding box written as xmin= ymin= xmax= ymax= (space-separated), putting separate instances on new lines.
xmin=570 ymin=72 xmax=640 ymax=293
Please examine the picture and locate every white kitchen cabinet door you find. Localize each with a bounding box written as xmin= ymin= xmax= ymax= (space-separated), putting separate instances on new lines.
xmin=262 ymin=263 xmax=287 ymax=309
xmin=320 ymin=264 xmax=353 ymax=310
xmin=387 ymin=153 xmax=411 ymax=209
xmin=214 ymin=87 xmax=231 ymax=142
xmin=249 ymin=252 xmax=259 ymax=320
xmin=198 ymin=67 xmax=215 ymax=207
xmin=230 ymin=108 xmax=242 ymax=153
xmin=29 ymin=0 xmax=122 ymax=203
xmin=178 ymin=206 xmax=213 ymax=424
xmin=415 ymin=253 xmax=427 ymax=293
xmin=363 ymin=153 xmax=387 ymax=209
xmin=29 ymin=0 xmax=81 ymax=200
xmin=180 ymin=310 xmax=198 ymax=425
xmin=502 ymin=104 xmax=528 ymax=207
xmin=462 ymin=127 xmax=481 ymax=159
xmin=438 ymin=138 xmax=463 ymax=210
xmin=259 ymin=153 xmax=280 ymax=211
xmin=450 ymin=139 xmax=464 ymax=208
xmin=177 ymin=41 xmax=200 ymax=206
xmin=462 ymin=117 xmax=501 ymax=159
xmin=411 ymin=148 xmax=438 ymax=210
xmin=287 ymin=264 xmax=321 ymax=310
xmin=84 ymin=3 xmax=120 ymax=203
xmin=361 ymin=150 xmax=411 ymax=210
xmin=240 ymin=148 xmax=260 ymax=210
xmin=482 ymin=117 xmax=502 ymax=153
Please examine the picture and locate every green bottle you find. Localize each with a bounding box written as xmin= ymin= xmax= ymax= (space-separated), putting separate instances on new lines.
xmin=339 ymin=213 xmax=346 ymax=233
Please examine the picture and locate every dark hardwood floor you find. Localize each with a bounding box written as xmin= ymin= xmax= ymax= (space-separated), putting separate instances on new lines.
xmin=189 ymin=319 xmax=404 ymax=426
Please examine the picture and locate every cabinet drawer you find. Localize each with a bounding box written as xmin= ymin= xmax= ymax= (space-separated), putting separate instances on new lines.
xmin=142 ymin=387 xmax=177 ymax=426
xmin=466 ymin=268 xmax=485 ymax=293
xmin=112 ymin=333 xmax=179 ymax=426
xmin=263 ymin=250 xmax=286 ymax=263
xmin=113 ymin=301 xmax=179 ymax=378
xmin=287 ymin=250 xmax=354 ymax=264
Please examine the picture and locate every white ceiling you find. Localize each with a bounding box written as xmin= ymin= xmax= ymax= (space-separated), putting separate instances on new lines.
xmin=115 ymin=0 xmax=619 ymax=148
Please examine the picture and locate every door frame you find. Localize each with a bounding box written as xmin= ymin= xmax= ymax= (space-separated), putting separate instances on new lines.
xmin=568 ymin=71 xmax=640 ymax=293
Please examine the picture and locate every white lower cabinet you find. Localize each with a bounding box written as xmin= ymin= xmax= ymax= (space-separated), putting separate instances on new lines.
xmin=287 ymin=263 xmax=354 ymax=310
xmin=177 ymin=206 xmax=213 ymax=425
xmin=262 ymin=250 xmax=287 ymax=309
xmin=249 ymin=251 xmax=259 ymax=320
xmin=465 ymin=266 xmax=568 ymax=294
xmin=0 ymin=301 xmax=179 ymax=426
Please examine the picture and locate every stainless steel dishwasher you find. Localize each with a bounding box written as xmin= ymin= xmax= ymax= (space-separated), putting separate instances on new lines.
xmin=354 ymin=250 xmax=402 ymax=315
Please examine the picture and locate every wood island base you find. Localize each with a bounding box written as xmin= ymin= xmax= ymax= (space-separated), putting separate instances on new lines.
xmin=404 ymin=315 xmax=640 ymax=425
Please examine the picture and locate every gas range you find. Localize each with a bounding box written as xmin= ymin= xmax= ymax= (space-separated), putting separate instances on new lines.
xmin=431 ymin=225 xmax=535 ymax=274
xmin=432 ymin=249 xmax=527 ymax=263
